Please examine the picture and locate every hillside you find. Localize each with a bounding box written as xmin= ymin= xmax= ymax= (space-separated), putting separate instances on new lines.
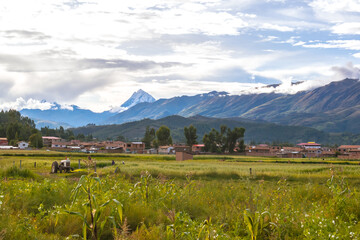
xmin=242 ymin=79 xmax=360 ymax=132
xmin=72 ymin=115 xmax=360 ymax=145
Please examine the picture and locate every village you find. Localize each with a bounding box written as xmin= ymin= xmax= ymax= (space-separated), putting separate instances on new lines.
xmin=0 ymin=136 xmax=359 ymax=160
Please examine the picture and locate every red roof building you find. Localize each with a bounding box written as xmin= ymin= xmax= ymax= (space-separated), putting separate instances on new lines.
xmin=192 ymin=144 xmax=205 ymax=153
xmin=0 ymin=138 xmax=8 ymax=146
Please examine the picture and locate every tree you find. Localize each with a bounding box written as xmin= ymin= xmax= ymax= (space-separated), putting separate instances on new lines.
xmin=76 ymin=133 xmax=85 ymax=140
xmin=156 ymin=125 xmax=172 ymax=146
xmin=203 ymin=125 xmax=245 ymax=153
xmin=203 ymin=128 xmax=220 ymax=153
xmin=184 ymin=125 xmax=198 ymax=146
xmin=142 ymin=126 xmax=156 ymax=149
xmin=86 ymin=134 xmax=94 ymax=141
xmin=115 ymin=135 xmax=126 ymax=142
xmin=29 ymin=132 xmax=43 ymax=148
xmin=226 ymin=127 xmax=245 ymax=153
xmin=6 ymin=122 xmax=20 ymax=143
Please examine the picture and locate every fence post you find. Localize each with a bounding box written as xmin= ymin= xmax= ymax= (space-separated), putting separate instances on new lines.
xmin=78 ymin=159 xmax=81 ymax=169
xmin=34 ymin=162 xmax=36 ymax=168
xmin=94 ymin=162 xmax=97 ymax=173
xmin=249 ymin=168 xmax=252 ymax=176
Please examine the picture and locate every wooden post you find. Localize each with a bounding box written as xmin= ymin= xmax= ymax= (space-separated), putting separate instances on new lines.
xmin=78 ymin=159 xmax=81 ymax=169
xmin=13 ymin=161 xmax=15 ymax=167
xmin=94 ymin=162 xmax=97 ymax=173
xmin=249 ymin=168 xmax=252 ymax=176
xmin=34 ymin=162 xmax=36 ymax=168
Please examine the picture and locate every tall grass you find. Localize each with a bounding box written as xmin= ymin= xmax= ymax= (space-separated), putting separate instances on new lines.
xmin=0 ymin=155 xmax=359 ymax=239
xmin=1 ymin=166 xmax=37 ymax=179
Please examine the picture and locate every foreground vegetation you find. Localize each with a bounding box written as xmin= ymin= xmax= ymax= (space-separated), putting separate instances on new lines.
xmin=0 ymin=151 xmax=360 ymax=239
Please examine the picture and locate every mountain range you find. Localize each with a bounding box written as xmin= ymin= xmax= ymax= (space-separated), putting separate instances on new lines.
xmin=20 ymin=89 xmax=157 ymax=128
xmin=105 ymin=78 xmax=360 ymax=133
xmin=20 ymin=78 xmax=360 ymax=134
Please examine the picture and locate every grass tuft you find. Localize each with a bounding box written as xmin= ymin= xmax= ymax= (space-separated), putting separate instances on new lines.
xmin=1 ymin=166 xmax=37 ymax=179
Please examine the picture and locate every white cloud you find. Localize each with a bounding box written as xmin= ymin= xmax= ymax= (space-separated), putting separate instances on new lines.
xmin=353 ymin=53 xmax=360 ymax=58
xmin=59 ymin=104 xmax=74 ymax=111
xmin=332 ymin=22 xmax=360 ymax=35
xmin=309 ymin=0 xmax=360 ymax=13
xmin=260 ymin=23 xmax=294 ymax=32
xmin=260 ymin=35 xmax=279 ymax=42
xmin=303 ymin=40 xmax=360 ymax=50
xmin=0 ymin=0 xmax=359 ymax=113
xmin=0 ymin=98 xmax=54 ymax=111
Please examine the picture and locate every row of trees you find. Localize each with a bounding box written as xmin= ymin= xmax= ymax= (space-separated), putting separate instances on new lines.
xmin=203 ymin=126 xmax=245 ymax=153
xmin=41 ymin=126 xmax=93 ymax=141
xmin=142 ymin=124 xmax=245 ymax=153
xmin=0 ymin=110 xmax=93 ymax=148
xmin=0 ymin=110 xmax=43 ymax=147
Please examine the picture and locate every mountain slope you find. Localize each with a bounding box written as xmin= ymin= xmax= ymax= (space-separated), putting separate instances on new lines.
xmin=72 ymin=115 xmax=360 ymax=144
xmin=242 ymin=79 xmax=360 ymax=132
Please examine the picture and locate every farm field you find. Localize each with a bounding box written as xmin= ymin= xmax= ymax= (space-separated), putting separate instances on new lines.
xmin=0 ymin=150 xmax=360 ymax=239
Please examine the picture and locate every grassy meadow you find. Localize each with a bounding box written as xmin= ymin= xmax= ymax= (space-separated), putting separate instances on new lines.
xmin=0 ymin=150 xmax=360 ymax=239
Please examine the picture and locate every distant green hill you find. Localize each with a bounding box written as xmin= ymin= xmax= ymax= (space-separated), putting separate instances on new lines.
xmin=71 ymin=115 xmax=360 ymax=145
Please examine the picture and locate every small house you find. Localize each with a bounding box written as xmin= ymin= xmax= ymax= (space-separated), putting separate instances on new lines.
xmin=175 ymin=146 xmax=193 ymax=161
xmin=158 ymin=146 xmax=175 ymax=154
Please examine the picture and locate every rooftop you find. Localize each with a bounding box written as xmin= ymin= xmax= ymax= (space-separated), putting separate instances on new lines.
xmin=297 ymin=142 xmax=321 ymax=146
xmin=42 ymin=136 xmax=61 ymax=140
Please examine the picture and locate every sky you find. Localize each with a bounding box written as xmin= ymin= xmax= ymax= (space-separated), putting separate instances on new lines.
xmin=0 ymin=0 xmax=360 ymax=112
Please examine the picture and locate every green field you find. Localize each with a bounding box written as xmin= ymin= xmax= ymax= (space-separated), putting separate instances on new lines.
xmin=0 ymin=150 xmax=359 ymax=239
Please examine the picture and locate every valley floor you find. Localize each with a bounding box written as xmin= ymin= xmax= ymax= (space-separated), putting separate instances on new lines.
xmin=0 ymin=151 xmax=359 ymax=239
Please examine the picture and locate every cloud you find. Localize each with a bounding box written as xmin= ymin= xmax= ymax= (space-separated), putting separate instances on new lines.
xmin=303 ymin=40 xmax=360 ymax=50
xmin=259 ymin=35 xmax=279 ymax=42
xmin=332 ymin=22 xmax=360 ymax=35
xmin=0 ymin=77 xmax=15 ymax=97
xmin=0 ymin=98 xmax=54 ymax=111
xmin=260 ymin=23 xmax=294 ymax=32
xmin=1 ymin=30 xmax=51 ymax=40
xmin=0 ymin=52 xmax=183 ymax=73
xmin=309 ymin=0 xmax=360 ymax=13
xmin=59 ymin=104 xmax=74 ymax=111
xmin=331 ymin=62 xmax=360 ymax=80
xmin=0 ymin=0 xmax=359 ymax=113
xmin=353 ymin=53 xmax=360 ymax=58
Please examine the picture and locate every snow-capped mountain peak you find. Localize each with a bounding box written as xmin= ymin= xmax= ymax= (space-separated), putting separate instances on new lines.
xmin=120 ymin=89 xmax=156 ymax=109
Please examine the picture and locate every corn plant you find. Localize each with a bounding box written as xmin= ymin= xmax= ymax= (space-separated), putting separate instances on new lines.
xmin=133 ymin=171 xmax=152 ymax=205
xmin=65 ymin=173 xmax=123 ymax=240
xmin=243 ymin=209 xmax=278 ymax=240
